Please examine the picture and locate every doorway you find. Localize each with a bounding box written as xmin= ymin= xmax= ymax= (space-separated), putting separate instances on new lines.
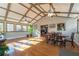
xmin=40 ymin=25 xmax=48 ymax=36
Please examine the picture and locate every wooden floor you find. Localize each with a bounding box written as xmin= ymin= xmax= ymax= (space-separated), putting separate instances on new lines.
xmin=6 ymin=37 xmax=79 ymax=56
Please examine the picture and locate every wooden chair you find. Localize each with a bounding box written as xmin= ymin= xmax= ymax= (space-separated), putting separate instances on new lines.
xmin=64 ymin=33 xmax=75 ymax=47
xmin=55 ymin=33 xmax=64 ymax=47
xmin=49 ymin=33 xmax=57 ymax=45
xmin=45 ymin=34 xmax=51 ymax=44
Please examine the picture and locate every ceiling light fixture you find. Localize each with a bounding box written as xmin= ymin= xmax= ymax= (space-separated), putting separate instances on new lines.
xmin=48 ymin=4 xmax=53 ymax=17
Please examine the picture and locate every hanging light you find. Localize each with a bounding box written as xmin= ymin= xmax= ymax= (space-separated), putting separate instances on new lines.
xmin=24 ymin=18 xmax=27 ymax=21
xmin=48 ymin=4 xmax=53 ymax=17
xmin=48 ymin=9 xmax=53 ymax=17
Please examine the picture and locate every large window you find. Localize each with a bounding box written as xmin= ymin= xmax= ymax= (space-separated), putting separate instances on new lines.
xmin=0 ymin=23 xmax=3 ymax=32
xmin=16 ymin=25 xmax=21 ymax=31
xmin=7 ymin=24 xmax=14 ymax=31
xmin=22 ymin=26 xmax=27 ymax=31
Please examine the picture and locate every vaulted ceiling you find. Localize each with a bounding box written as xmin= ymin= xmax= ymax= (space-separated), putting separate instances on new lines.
xmin=0 ymin=3 xmax=79 ymax=24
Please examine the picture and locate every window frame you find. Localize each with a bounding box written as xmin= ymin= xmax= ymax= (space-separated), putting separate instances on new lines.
xmin=15 ymin=24 xmax=22 ymax=32
xmin=22 ymin=25 xmax=27 ymax=31
xmin=0 ymin=22 xmax=4 ymax=32
xmin=6 ymin=23 xmax=14 ymax=32
xmin=0 ymin=20 xmax=28 ymax=32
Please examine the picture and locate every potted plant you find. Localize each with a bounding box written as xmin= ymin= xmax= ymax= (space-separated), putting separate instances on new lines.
xmin=0 ymin=32 xmax=9 ymax=56
xmin=0 ymin=41 xmax=9 ymax=56
xmin=0 ymin=43 xmax=9 ymax=56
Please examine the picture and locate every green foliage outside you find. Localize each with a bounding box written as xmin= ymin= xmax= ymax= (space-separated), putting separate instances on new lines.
xmin=27 ymin=25 xmax=33 ymax=34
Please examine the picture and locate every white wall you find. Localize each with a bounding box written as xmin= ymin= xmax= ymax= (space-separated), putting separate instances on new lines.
xmin=34 ymin=16 xmax=77 ymax=37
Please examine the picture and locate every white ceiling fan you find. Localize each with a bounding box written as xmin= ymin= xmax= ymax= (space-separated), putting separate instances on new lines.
xmin=47 ymin=3 xmax=55 ymax=17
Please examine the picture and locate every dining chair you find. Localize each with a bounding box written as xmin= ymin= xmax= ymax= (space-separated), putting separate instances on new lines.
xmin=50 ymin=33 xmax=56 ymax=45
xmin=45 ymin=34 xmax=51 ymax=44
xmin=55 ymin=33 xmax=65 ymax=47
xmin=64 ymin=33 xmax=75 ymax=47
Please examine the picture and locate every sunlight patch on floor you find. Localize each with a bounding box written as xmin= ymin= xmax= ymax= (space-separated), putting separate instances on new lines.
xmin=7 ymin=42 xmax=31 ymax=51
xmin=7 ymin=37 xmax=44 ymax=51
xmin=28 ymin=37 xmax=44 ymax=42
xmin=29 ymin=41 xmax=40 ymax=45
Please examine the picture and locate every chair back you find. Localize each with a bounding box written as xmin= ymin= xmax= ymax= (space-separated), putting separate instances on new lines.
xmin=71 ymin=33 xmax=74 ymax=41
xmin=51 ymin=33 xmax=55 ymax=38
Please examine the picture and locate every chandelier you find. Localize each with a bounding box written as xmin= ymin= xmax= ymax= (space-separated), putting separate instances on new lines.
xmin=48 ymin=4 xmax=53 ymax=17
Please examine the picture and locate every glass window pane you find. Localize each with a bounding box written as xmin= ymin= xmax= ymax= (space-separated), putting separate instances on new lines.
xmin=16 ymin=25 xmax=21 ymax=31
xmin=23 ymin=26 xmax=27 ymax=31
xmin=0 ymin=23 xmax=3 ymax=32
xmin=7 ymin=24 xmax=14 ymax=31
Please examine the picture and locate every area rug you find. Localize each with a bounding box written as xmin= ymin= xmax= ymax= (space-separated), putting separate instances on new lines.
xmin=59 ymin=48 xmax=79 ymax=56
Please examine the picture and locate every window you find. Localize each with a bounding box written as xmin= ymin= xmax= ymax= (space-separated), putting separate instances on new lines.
xmin=7 ymin=24 xmax=14 ymax=31
xmin=22 ymin=26 xmax=27 ymax=31
xmin=16 ymin=25 xmax=21 ymax=31
xmin=0 ymin=23 xmax=3 ymax=32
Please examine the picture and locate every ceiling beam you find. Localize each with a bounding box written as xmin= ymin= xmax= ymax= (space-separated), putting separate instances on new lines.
xmin=0 ymin=15 xmax=35 ymax=21
xmin=19 ymin=3 xmax=43 ymax=17
xmin=0 ymin=7 xmax=36 ymax=21
xmin=67 ymin=3 xmax=74 ymax=17
xmin=52 ymin=15 xmax=72 ymax=18
xmin=0 ymin=7 xmax=36 ymax=20
xmin=50 ymin=3 xmax=57 ymax=16
xmin=0 ymin=15 xmax=29 ymax=24
xmin=4 ymin=3 xmax=11 ymax=21
xmin=30 ymin=12 xmax=41 ymax=23
xmin=42 ymin=11 xmax=79 ymax=14
xmin=34 ymin=3 xmax=47 ymax=5
xmin=33 ymin=14 xmax=47 ymax=24
xmin=0 ymin=15 xmax=19 ymax=20
xmin=19 ymin=5 xmax=33 ymax=23
xmin=38 ymin=5 xmax=47 ymax=13
xmin=30 ymin=3 xmax=46 ymax=16
xmin=0 ymin=7 xmax=24 ymax=16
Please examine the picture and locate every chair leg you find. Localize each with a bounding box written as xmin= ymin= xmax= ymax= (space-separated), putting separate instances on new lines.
xmin=71 ymin=42 xmax=75 ymax=48
xmin=59 ymin=42 xmax=63 ymax=47
xmin=61 ymin=41 xmax=65 ymax=47
xmin=53 ymin=40 xmax=56 ymax=45
xmin=63 ymin=41 xmax=66 ymax=47
xmin=55 ymin=41 xmax=59 ymax=46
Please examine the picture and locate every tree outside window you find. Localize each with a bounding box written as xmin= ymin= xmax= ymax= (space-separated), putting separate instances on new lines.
xmin=27 ymin=25 xmax=33 ymax=37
